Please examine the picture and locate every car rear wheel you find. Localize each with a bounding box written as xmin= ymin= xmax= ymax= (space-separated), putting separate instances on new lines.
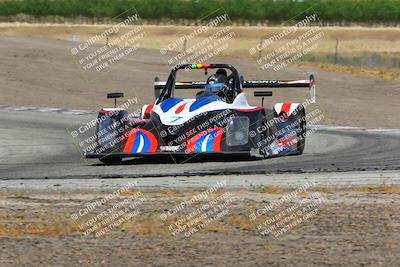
xmin=259 ymin=110 xmax=278 ymax=156
xmin=293 ymin=107 xmax=306 ymax=155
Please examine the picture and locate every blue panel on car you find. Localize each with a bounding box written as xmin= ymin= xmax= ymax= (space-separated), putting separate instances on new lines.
xmin=160 ymin=98 xmax=183 ymax=112
xmin=189 ymin=96 xmax=220 ymax=112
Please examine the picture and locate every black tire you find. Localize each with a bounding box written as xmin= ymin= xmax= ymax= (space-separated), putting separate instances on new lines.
xmin=293 ymin=106 xmax=306 ymax=155
xmin=264 ymin=110 xmax=278 ymax=145
xmin=99 ymin=156 xmax=122 ymax=164
xmin=258 ymin=109 xmax=278 ymax=156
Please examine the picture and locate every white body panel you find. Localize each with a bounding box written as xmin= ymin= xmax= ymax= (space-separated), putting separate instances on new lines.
xmin=152 ymin=93 xmax=257 ymax=126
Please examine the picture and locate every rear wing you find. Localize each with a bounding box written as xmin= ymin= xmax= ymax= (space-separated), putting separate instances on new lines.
xmin=154 ymin=74 xmax=316 ymax=103
xmin=242 ymin=75 xmax=316 ymax=103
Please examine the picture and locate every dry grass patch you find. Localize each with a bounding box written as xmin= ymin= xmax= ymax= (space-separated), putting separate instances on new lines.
xmin=205 ymin=223 xmax=226 ymax=233
xmin=298 ymin=62 xmax=400 ymax=81
xmin=120 ymin=189 xmax=143 ymax=197
xmin=159 ymin=190 xmax=181 ymax=197
xmin=262 ymin=186 xmax=284 ymax=194
xmin=353 ymin=187 xmax=400 ymax=194
xmin=1 ymin=24 xmax=399 ymax=57
xmin=315 ymin=187 xmax=338 ymax=194
xmin=225 ymin=215 xmax=252 ymax=231
xmin=0 ymin=217 xmax=82 ymax=237
xmin=121 ymin=214 xmax=170 ymax=235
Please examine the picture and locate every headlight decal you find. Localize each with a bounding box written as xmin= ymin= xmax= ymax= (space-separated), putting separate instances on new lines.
xmin=123 ymin=129 xmax=158 ymax=154
xmin=186 ymin=128 xmax=223 ymax=153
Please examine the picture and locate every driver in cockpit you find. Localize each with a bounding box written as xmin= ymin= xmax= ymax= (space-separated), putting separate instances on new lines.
xmin=196 ymin=69 xmax=228 ymax=99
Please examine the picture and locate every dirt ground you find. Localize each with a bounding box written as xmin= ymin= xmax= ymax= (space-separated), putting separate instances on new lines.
xmin=1 ymin=24 xmax=400 ymax=57
xmin=0 ymin=188 xmax=399 ymax=267
xmin=0 ymin=35 xmax=399 ymax=128
xmin=2 ymin=24 xmax=400 ymax=81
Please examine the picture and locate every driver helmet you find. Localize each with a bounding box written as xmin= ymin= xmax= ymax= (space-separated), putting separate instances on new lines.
xmin=205 ymin=74 xmax=227 ymax=94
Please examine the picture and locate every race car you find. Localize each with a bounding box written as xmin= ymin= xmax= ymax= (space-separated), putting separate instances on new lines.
xmin=85 ymin=63 xmax=316 ymax=163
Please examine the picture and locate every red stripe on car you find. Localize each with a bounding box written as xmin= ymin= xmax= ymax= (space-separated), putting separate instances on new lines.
xmin=175 ymin=103 xmax=186 ymax=114
xmin=144 ymin=105 xmax=154 ymax=115
xmin=281 ymin=103 xmax=291 ymax=114
xmin=212 ymin=129 xmax=223 ymax=152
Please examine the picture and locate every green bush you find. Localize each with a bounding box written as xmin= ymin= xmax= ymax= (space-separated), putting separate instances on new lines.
xmin=0 ymin=0 xmax=399 ymax=24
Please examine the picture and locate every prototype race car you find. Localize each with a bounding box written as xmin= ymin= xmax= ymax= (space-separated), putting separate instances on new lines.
xmin=85 ymin=63 xmax=316 ymax=163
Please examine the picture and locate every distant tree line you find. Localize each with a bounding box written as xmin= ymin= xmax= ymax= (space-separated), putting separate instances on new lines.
xmin=0 ymin=0 xmax=399 ymax=25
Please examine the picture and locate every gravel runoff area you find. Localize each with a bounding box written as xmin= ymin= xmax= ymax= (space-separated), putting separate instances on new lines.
xmin=0 ymin=173 xmax=399 ymax=267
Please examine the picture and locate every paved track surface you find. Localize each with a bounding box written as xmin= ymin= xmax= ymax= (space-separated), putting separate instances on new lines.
xmin=0 ymin=36 xmax=399 ymax=187
xmin=1 ymin=110 xmax=399 ymax=187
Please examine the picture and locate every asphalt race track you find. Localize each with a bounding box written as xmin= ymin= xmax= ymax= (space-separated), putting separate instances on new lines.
xmin=1 ymin=110 xmax=399 ymax=188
